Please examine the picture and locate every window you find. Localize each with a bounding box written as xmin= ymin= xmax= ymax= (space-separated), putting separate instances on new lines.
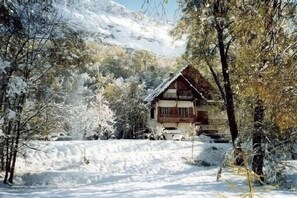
xmin=159 ymin=107 xmax=194 ymax=117
xmin=163 ymin=92 xmax=177 ymax=99
xmin=178 ymin=108 xmax=188 ymax=117
xmin=160 ymin=107 xmax=171 ymax=116
xmin=163 ymin=89 xmax=177 ymax=99
xmin=150 ymin=108 xmax=155 ymax=119
xmin=178 ymin=90 xmax=193 ymax=99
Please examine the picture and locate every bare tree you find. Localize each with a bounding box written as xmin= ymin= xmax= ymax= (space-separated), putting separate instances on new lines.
xmin=0 ymin=0 xmax=59 ymax=183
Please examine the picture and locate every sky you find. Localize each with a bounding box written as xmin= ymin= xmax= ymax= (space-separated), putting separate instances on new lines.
xmin=114 ymin=0 xmax=181 ymax=22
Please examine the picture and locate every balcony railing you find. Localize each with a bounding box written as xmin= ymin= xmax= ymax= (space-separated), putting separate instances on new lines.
xmin=178 ymin=94 xmax=193 ymax=100
xmin=158 ymin=114 xmax=194 ymax=123
xmin=163 ymin=93 xmax=193 ymax=100
xmin=163 ymin=93 xmax=177 ymax=99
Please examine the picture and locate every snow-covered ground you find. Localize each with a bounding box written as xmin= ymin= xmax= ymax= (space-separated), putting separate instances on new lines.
xmin=0 ymin=140 xmax=296 ymax=197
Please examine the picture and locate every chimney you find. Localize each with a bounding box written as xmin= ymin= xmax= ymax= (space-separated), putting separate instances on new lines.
xmin=169 ymin=72 xmax=174 ymax=78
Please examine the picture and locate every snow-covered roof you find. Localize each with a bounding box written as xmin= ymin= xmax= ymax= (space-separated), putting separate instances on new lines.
xmin=144 ymin=66 xmax=208 ymax=103
xmin=144 ymin=73 xmax=182 ymax=102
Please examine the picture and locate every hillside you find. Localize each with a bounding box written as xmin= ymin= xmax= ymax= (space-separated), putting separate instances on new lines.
xmin=52 ymin=0 xmax=185 ymax=57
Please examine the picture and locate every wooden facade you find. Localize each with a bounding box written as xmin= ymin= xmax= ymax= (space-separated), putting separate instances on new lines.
xmin=157 ymin=107 xmax=194 ymax=123
xmin=144 ymin=65 xmax=227 ymax=139
xmin=159 ymin=76 xmax=204 ymax=101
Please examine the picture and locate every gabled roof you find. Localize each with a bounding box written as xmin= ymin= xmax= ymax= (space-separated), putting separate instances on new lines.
xmin=144 ymin=65 xmax=208 ymax=103
xmin=144 ymin=72 xmax=182 ymax=102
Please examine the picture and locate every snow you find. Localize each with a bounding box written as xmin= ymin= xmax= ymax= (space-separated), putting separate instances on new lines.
xmin=0 ymin=140 xmax=296 ymax=197
xmin=52 ymin=0 xmax=185 ymax=57
xmin=0 ymin=129 xmax=4 ymax=137
xmin=0 ymin=57 xmax=10 ymax=74
xmin=6 ymin=76 xmax=27 ymax=97
xmin=7 ymin=109 xmax=16 ymax=120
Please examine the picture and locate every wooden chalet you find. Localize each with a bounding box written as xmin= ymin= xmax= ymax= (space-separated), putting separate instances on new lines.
xmin=144 ymin=65 xmax=228 ymax=140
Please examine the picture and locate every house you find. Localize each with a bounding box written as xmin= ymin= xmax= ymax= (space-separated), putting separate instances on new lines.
xmin=144 ymin=65 xmax=229 ymax=140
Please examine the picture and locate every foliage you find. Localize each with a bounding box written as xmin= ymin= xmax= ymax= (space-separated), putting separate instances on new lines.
xmin=174 ymin=0 xmax=240 ymax=143
xmin=175 ymin=0 xmax=297 ymax=184
xmin=104 ymin=78 xmax=148 ymax=139
xmin=0 ymin=0 xmax=185 ymax=184
xmin=232 ymin=0 xmax=297 ymax=132
xmin=0 ymin=0 xmax=60 ymax=183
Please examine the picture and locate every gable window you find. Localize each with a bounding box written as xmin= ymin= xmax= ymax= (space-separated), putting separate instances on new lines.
xmin=163 ymin=92 xmax=177 ymax=99
xmin=178 ymin=90 xmax=193 ymax=99
xmin=163 ymin=89 xmax=177 ymax=99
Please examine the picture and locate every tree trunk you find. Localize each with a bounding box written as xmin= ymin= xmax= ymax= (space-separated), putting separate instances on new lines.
xmin=252 ymin=99 xmax=264 ymax=183
xmin=0 ymin=72 xmax=12 ymax=173
xmin=3 ymin=120 xmax=13 ymax=184
xmin=215 ymin=17 xmax=238 ymax=145
xmin=8 ymin=79 xmax=28 ymax=183
xmin=206 ymin=61 xmax=226 ymax=101
xmin=0 ymin=143 xmax=4 ymax=171
xmin=8 ymin=128 xmax=19 ymax=183
xmin=3 ymin=139 xmax=10 ymax=184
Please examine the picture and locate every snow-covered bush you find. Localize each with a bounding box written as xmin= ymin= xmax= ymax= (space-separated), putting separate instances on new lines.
xmin=184 ymin=144 xmax=231 ymax=167
xmin=148 ymin=125 xmax=165 ymax=140
xmin=196 ymin=134 xmax=214 ymax=143
xmin=238 ymin=122 xmax=296 ymax=186
xmin=261 ymin=125 xmax=296 ymax=185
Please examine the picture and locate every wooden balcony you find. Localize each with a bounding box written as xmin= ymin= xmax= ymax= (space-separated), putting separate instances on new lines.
xmin=158 ymin=114 xmax=194 ymax=123
xmin=163 ymin=93 xmax=177 ymax=99
xmin=162 ymin=92 xmax=193 ymax=100
xmin=178 ymin=95 xmax=193 ymax=100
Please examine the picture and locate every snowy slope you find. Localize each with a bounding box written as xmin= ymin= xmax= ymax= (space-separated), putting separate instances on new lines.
xmin=0 ymin=140 xmax=296 ymax=197
xmin=53 ymin=0 xmax=185 ymax=57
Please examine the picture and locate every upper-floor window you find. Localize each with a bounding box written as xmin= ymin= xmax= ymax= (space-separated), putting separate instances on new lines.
xmin=178 ymin=90 xmax=193 ymax=99
xmin=163 ymin=92 xmax=177 ymax=99
xmin=163 ymin=89 xmax=177 ymax=99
